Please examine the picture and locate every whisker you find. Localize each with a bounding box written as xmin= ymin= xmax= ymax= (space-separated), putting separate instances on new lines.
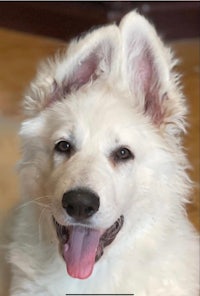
xmin=16 ymin=195 xmax=52 ymax=210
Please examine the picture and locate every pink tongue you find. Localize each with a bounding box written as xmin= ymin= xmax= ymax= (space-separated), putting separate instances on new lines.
xmin=63 ymin=226 xmax=101 ymax=279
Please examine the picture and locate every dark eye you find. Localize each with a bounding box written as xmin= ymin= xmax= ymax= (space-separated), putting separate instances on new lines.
xmin=112 ymin=147 xmax=134 ymax=163
xmin=55 ymin=141 xmax=74 ymax=156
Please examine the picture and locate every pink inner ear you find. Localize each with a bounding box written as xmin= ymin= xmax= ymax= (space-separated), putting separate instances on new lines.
xmin=144 ymin=93 xmax=165 ymax=125
xmin=132 ymin=45 xmax=155 ymax=96
xmin=62 ymin=41 xmax=112 ymax=95
xmin=45 ymin=40 xmax=113 ymax=109
xmin=138 ymin=50 xmax=164 ymax=124
xmin=137 ymin=58 xmax=153 ymax=94
xmin=63 ymin=52 xmax=100 ymax=95
xmin=46 ymin=52 xmax=100 ymax=108
xmin=128 ymin=40 xmax=164 ymax=125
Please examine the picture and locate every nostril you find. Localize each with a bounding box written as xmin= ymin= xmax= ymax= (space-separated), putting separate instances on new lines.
xmin=85 ymin=206 xmax=95 ymax=216
xmin=66 ymin=204 xmax=75 ymax=216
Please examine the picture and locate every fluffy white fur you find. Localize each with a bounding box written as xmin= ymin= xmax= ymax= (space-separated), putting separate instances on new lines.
xmin=8 ymin=11 xmax=199 ymax=295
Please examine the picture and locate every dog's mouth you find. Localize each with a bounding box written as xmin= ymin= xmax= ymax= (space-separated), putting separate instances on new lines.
xmin=53 ymin=215 xmax=124 ymax=279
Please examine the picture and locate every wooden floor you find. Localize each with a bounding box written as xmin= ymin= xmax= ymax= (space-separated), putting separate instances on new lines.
xmin=0 ymin=28 xmax=199 ymax=295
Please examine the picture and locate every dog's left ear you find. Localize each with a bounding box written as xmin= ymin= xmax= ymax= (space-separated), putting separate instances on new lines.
xmin=120 ymin=11 xmax=186 ymax=133
xmin=23 ymin=25 xmax=119 ymax=117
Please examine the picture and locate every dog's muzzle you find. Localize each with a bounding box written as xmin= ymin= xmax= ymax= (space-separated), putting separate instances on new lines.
xmin=53 ymin=189 xmax=124 ymax=280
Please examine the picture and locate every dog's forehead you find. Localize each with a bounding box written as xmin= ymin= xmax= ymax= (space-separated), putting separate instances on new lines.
xmin=52 ymin=88 xmax=140 ymax=134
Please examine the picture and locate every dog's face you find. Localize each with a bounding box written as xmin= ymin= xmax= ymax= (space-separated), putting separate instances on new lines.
xmin=19 ymin=12 xmax=187 ymax=280
xmin=47 ymin=91 xmax=137 ymax=228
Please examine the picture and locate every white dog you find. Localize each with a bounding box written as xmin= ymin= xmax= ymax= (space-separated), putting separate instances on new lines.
xmin=8 ymin=11 xmax=199 ymax=295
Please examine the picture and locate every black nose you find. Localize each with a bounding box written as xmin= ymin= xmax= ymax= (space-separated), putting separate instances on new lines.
xmin=62 ymin=188 xmax=100 ymax=220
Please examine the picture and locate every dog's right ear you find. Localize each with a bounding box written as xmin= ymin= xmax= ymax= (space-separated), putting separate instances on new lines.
xmin=23 ymin=25 xmax=119 ymax=117
xmin=119 ymin=11 xmax=187 ymax=134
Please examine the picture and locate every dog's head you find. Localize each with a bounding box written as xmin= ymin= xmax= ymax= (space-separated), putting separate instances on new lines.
xmin=19 ymin=12 xmax=189 ymax=279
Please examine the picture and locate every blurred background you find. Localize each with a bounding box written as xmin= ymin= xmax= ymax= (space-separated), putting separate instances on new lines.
xmin=0 ymin=3 xmax=199 ymax=291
